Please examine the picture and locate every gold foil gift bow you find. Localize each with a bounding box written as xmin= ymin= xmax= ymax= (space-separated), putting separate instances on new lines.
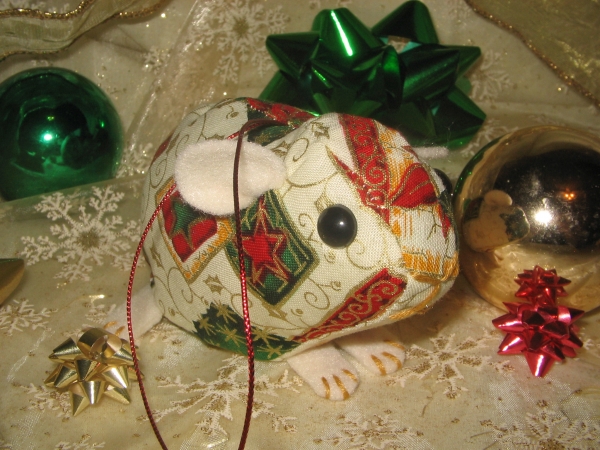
xmin=45 ymin=327 xmax=140 ymax=416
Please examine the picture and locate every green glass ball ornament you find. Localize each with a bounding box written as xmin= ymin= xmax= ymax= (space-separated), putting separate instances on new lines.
xmin=0 ymin=68 xmax=123 ymax=200
xmin=454 ymin=126 xmax=600 ymax=312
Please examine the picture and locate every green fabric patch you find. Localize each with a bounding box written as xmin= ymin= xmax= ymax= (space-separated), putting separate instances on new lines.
xmin=193 ymin=303 xmax=300 ymax=360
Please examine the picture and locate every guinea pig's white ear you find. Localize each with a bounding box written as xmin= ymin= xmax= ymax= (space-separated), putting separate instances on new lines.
xmin=174 ymin=139 xmax=287 ymax=216
xmin=411 ymin=145 xmax=449 ymax=160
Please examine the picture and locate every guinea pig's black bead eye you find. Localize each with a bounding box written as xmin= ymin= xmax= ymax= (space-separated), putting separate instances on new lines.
xmin=317 ymin=205 xmax=357 ymax=248
xmin=434 ymin=168 xmax=453 ymax=195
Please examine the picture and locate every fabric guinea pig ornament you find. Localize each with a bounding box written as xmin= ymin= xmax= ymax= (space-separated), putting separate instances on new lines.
xmin=122 ymin=97 xmax=458 ymax=445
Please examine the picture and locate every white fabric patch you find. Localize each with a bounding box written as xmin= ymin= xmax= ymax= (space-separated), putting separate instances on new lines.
xmin=412 ymin=145 xmax=449 ymax=160
xmin=286 ymin=342 xmax=359 ymax=401
xmin=174 ymin=139 xmax=287 ymax=216
xmin=106 ymin=283 xmax=163 ymax=338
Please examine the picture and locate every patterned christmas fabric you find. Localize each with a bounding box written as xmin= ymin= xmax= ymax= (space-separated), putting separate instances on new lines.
xmin=141 ymin=98 xmax=458 ymax=360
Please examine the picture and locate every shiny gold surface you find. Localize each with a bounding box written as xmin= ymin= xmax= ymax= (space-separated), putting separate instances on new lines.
xmin=455 ymin=126 xmax=600 ymax=312
xmin=0 ymin=258 xmax=24 ymax=305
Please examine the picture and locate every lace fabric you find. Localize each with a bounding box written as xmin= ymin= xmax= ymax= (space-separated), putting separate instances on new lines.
xmin=0 ymin=0 xmax=168 ymax=59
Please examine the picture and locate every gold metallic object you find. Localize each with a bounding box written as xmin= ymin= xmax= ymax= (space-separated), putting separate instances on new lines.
xmin=45 ymin=328 xmax=139 ymax=416
xmin=0 ymin=258 xmax=24 ymax=305
xmin=454 ymin=126 xmax=600 ymax=312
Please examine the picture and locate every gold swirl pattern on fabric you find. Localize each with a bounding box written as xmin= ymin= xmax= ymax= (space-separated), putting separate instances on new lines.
xmin=294 ymin=270 xmax=406 ymax=343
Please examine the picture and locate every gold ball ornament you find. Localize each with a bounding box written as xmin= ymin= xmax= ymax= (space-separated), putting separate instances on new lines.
xmin=454 ymin=126 xmax=600 ymax=312
xmin=0 ymin=258 xmax=24 ymax=305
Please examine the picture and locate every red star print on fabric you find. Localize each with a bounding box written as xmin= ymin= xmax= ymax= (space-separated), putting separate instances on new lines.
xmin=242 ymin=199 xmax=291 ymax=286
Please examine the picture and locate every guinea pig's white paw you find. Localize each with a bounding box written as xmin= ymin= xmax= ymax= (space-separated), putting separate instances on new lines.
xmin=286 ymin=343 xmax=359 ymax=401
xmin=335 ymin=327 xmax=406 ymax=376
xmin=104 ymin=283 xmax=163 ymax=338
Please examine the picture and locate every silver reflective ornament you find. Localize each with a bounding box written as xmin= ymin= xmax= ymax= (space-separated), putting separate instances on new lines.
xmin=454 ymin=126 xmax=600 ymax=312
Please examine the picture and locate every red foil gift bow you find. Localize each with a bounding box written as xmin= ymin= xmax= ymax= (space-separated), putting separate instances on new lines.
xmin=492 ymin=266 xmax=584 ymax=377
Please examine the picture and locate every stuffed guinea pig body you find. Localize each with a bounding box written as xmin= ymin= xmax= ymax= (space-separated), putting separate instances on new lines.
xmin=140 ymin=98 xmax=458 ymax=399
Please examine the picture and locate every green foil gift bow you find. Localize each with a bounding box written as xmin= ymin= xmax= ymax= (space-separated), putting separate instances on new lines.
xmin=259 ymin=1 xmax=486 ymax=149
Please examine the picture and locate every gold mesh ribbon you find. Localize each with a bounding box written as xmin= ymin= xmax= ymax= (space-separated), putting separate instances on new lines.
xmin=466 ymin=0 xmax=600 ymax=108
xmin=0 ymin=0 xmax=168 ymax=60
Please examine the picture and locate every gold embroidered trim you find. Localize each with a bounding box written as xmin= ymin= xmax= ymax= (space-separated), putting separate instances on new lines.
xmin=465 ymin=0 xmax=600 ymax=108
xmin=384 ymin=340 xmax=406 ymax=351
xmin=0 ymin=0 xmax=168 ymax=60
xmin=371 ymin=355 xmax=386 ymax=375
xmin=382 ymin=351 xmax=403 ymax=370
xmin=0 ymin=0 xmax=167 ymax=20
xmin=388 ymin=291 xmax=435 ymax=321
xmin=342 ymin=369 xmax=357 ymax=382
xmin=0 ymin=0 xmax=96 ymax=19
xmin=117 ymin=1 xmax=168 ymax=19
xmin=333 ymin=375 xmax=350 ymax=400
xmin=321 ymin=377 xmax=330 ymax=400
